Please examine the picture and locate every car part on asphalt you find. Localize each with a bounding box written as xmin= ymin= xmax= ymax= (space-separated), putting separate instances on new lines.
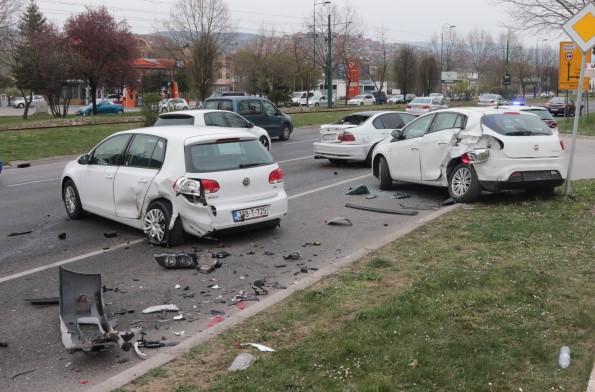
xmin=212 ymin=250 xmax=231 ymax=259
xmin=241 ymin=343 xmax=275 ymax=352
xmin=251 ymin=280 xmax=268 ymax=295
xmin=345 ymin=203 xmax=419 ymax=216
xmin=173 ymin=314 xmax=185 ymax=320
xmin=0 ymin=341 xmax=8 ymax=348
xmin=26 ymin=297 xmax=59 ymax=305
xmin=325 ymin=217 xmax=353 ymax=226
xmin=141 ymin=304 xmax=180 ymax=314
xmin=58 ymin=232 xmax=67 ymax=240
xmin=7 ymin=230 xmax=32 ymax=237
xmin=366 ymin=194 xmax=378 ymax=199
xmin=392 ymin=191 xmax=411 ymax=199
xmin=228 ymin=353 xmax=256 ymax=371
xmin=283 ymin=251 xmax=302 ymax=261
xmin=440 ymin=197 xmax=456 ymax=207
xmin=16 ymin=163 xmax=31 ymax=168
xmin=154 ymin=252 xmax=199 ymax=269
xmin=345 ymin=184 xmax=371 ymax=195
xmin=103 ymin=231 xmax=118 ymax=238
xmin=59 ymin=267 xmax=134 ymax=352
xmin=303 ymin=241 xmax=321 ymax=246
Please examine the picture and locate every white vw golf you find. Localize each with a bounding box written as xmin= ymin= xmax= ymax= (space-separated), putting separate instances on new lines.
xmin=372 ymin=108 xmax=567 ymax=202
xmin=61 ymin=126 xmax=288 ymax=245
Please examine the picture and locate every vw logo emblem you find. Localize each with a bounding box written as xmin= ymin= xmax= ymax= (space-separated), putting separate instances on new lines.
xmin=242 ymin=177 xmax=250 ymax=186
xmin=533 ymin=144 xmax=540 ymax=152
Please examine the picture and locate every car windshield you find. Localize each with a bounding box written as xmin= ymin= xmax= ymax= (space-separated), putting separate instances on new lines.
xmin=480 ymin=94 xmax=498 ymax=100
xmin=185 ymin=139 xmax=273 ymax=172
xmin=523 ymin=109 xmax=554 ymax=121
xmin=481 ymin=114 xmax=553 ymax=136
xmin=155 ymin=114 xmax=195 ymax=126
xmin=334 ymin=114 xmax=371 ymax=126
xmin=204 ymin=100 xmax=233 ymax=111
xmin=411 ymin=98 xmax=431 ymax=104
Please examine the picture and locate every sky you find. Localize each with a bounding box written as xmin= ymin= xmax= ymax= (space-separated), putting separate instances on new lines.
xmin=35 ymin=0 xmax=563 ymax=46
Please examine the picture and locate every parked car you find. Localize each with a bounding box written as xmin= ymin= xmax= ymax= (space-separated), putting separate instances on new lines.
xmin=291 ymin=91 xmax=324 ymax=106
xmin=159 ymin=98 xmax=189 ymax=112
xmin=387 ymin=95 xmax=405 ymax=104
xmin=203 ymin=96 xmax=294 ymax=140
xmin=60 ymin=126 xmax=288 ymax=246
xmin=105 ymin=94 xmax=123 ymax=104
xmin=373 ymin=91 xmax=387 ymax=104
xmin=372 ymin=108 xmax=566 ymax=203
xmin=429 ymin=93 xmax=444 ymax=100
xmin=497 ymin=105 xmax=559 ymax=132
xmin=313 ymin=111 xmax=416 ymax=165
xmin=347 ymin=94 xmax=376 ymax=106
xmin=478 ymin=94 xmax=505 ymax=106
xmin=11 ymin=95 xmax=46 ymax=108
xmin=545 ymin=97 xmax=576 ymax=116
xmin=155 ymin=109 xmax=272 ymax=150
xmin=406 ymin=97 xmax=447 ymax=116
xmin=405 ymin=94 xmax=417 ymax=102
xmin=76 ymin=100 xmax=124 ymax=116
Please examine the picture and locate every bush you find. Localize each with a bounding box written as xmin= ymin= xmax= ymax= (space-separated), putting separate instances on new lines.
xmin=141 ymin=92 xmax=161 ymax=126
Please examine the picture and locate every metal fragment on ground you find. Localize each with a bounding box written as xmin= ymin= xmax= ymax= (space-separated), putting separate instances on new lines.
xmin=325 ymin=217 xmax=353 ymax=226
xmin=141 ymin=304 xmax=180 ymax=314
xmin=392 ymin=191 xmax=411 ymax=199
xmin=345 ymin=203 xmax=419 ymax=216
xmin=103 ymin=231 xmax=118 ymax=238
xmin=7 ymin=231 xmax=32 ymax=237
xmin=241 ymin=343 xmax=275 ymax=352
xmin=26 ymin=297 xmax=59 ymax=305
xmin=212 ymin=250 xmax=231 ymax=259
xmin=228 ymin=353 xmax=256 ymax=371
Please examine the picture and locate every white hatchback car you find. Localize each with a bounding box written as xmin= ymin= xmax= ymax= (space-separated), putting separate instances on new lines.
xmin=159 ymin=98 xmax=189 ymax=112
xmin=372 ymin=108 xmax=566 ymax=202
xmin=155 ymin=109 xmax=272 ymax=150
xmin=61 ymin=127 xmax=288 ymax=245
xmin=313 ymin=111 xmax=415 ymax=164
xmin=347 ymin=94 xmax=376 ymax=106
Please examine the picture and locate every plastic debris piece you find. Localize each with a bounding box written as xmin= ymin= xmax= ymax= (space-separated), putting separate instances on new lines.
xmin=303 ymin=241 xmax=321 ymax=247
xmin=228 ymin=353 xmax=256 ymax=372
xmin=366 ymin=194 xmax=378 ymax=200
xmin=440 ymin=197 xmax=456 ymax=207
xmin=7 ymin=231 xmax=32 ymax=237
xmin=559 ymin=346 xmax=571 ymax=368
xmin=408 ymin=359 xmax=418 ymax=368
xmin=173 ymin=314 xmax=184 ymax=321
xmin=236 ymin=302 xmax=246 ymax=310
xmin=142 ymin=304 xmax=180 ymax=314
xmin=241 ymin=343 xmax=275 ymax=352
xmin=0 ymin=342 xmax=7 ymax=348
xmin=58 ymin=232 xmax=67 ymax=240
xmin=174 ymin=284 xmax=181 ymax=289
xmin=345 ymin=203 xmax=419 ymax=216
xmin=17 ymin=163 xmax=31 ymax=168
xmin=264 ymin=251 xmax=275 ymax=256
xmin=133 ymin=341 xmax=147 ymax=360
xmin=26 ymin=297 xmax=59 ymax=305
xmin=283 ymin=252 xmax=302 ymax=261
xmin=103 ymin=231 xmax=118 ymax=238
xmin=345 ymin=184 xmax=370 ymax=195
xmin=154 ymin=252 xmax=198 ymax=269
xmin=11 ymin=369 xmax=36 ymax=380
xmin=325 ymin=217 xmax=353 ymax=226
xmin=209 ymin=284 xmax=221 ymax=290
xmin=392 ymin=191 xmax=411 ymax=200
xmin=212 ymin=250 xmax=231 ymax=259
xmin=171 ymin=330 xmax=185 ymax=336
xmin=210 ymin=309 xmax=225 ymax=316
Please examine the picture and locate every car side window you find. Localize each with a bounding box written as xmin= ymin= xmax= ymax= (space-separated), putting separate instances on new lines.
xmin=453 ymin=114 xmax=467 ymax=129
xmin=372 ymin=117 xmax=385 ymax=129
xmin=262 ymin=100 xmax=277 ymax=117
xmin=204 ymin=112 xmax=228 ymax=127
xmin=399 ymin=113 xmax=416 ymax=125
xmin=428 ymin=113 xmax=459 ymax=133
xmin=150 ymin=138 xmax=166 ymax=169
xmin=125 ymin=134 xmax=162 ymax=169
xmin=403 ymin=115 xmax=434 ymax=140
xmin=239 ymin=100 xmax=263 ymax=115
xmin=374 ymin=114 xmax=404 ymax=129
xmin=90 ymin=134 xmax=130 ymax=166
xmin=222 ymin=112 xmax=248 ymax=127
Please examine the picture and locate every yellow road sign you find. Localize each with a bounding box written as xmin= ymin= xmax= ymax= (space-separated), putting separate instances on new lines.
xmin=562 ymin=3 xmax=595 ymax=52
xmin=558 ymin=42 xmax=591 ymax=91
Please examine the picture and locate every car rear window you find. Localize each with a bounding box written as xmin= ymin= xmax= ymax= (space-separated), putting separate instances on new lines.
xmin=523 ymin=109 xmax=554 ymax=121
xmin=185 ymin=139 xmax=273 ymax=173
xmin=481 ymin=114 xmax=553 ymax=136
xmin=335 ymin=114 xmax=371 ymax=126
xmin=204 ymin=99 xmax=233 ymax=111
xmin=155 ymin=114 xmax=195 ymax=126
xmin=411 ymin=98 xmax=431 ymax=104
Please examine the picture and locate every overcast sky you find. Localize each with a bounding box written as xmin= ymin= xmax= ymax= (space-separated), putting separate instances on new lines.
xmin=36 ymin=0 xmax=562 ymax=46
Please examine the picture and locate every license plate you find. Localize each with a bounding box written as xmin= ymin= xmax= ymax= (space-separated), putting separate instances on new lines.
xmin=322 ymin=134 xmax=336 ymax=141
xmin=232 ymin=206 xmax=269 ymax=222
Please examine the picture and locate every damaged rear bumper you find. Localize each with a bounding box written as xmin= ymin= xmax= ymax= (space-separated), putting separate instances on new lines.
xmin=480 ymin=170 xmax=565 ymax=192
xmin=313 ymin=142 xmax=371 ymax=161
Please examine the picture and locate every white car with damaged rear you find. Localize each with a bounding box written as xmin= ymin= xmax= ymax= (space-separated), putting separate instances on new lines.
xmin=372 ymin=108 xmax=566 ymax=203
xmin=313 ymin=111 xmax=416 ymax=164
xmin=61 ymin=126 xmax=288 ymax=246
xmin=155 ymin=109 xmax=272 ymax=150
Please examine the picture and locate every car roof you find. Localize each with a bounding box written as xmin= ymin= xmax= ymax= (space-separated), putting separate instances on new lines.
xmin=204 ymin=95 xmax=266 ymax=102
xmin=160 ymin=109 xmax=231 ymax=118
xmin=113 ymin=125 xmax=256 ymax=143
xmin=343 ymin=111 xmax=407 ymax=117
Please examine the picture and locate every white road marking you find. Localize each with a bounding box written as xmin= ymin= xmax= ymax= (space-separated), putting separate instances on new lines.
xmin=283 ymin=138 xmax=318 ymax=145
xmin=7 ymin=177 xmax=61 ymax=188
xmin=0 ymin=239 xmax=144 ymax=284
xmin=289 ymin=173 xmax=372 ymax=200
xmin=277 ymin=155 xmax=314 ymax=164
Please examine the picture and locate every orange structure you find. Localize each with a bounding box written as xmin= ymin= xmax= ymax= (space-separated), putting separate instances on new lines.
xmin=125 ymin=58 xmax=178 ymax=107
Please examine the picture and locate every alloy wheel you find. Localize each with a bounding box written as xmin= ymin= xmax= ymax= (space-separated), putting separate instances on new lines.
xmin=64 ymin=186 xmax=77 ymax=214
xmin=451 ymin=167 xmax=472 ymax=197
xmin=144 ymin=208 xmax=166 ymax=242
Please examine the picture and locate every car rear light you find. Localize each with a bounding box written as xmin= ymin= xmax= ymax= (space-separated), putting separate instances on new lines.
xmin=406 ymin=105 xmax=411 ymax=109
xmin=269 ymin=167 xmax=284 ymax=184
xmin=560 ymin=140 xmax=565 ymax=150
xmin=201 ymin=179 xmax=220 ymax=194
xmin=339 ymin=132 xmax=356 ymax=142
xmin=421 ymin=105 xmax=431 ymax=109
xmin=461 ymin=153 xmax=471 ymax=164
xmin=173 ymin=177 xmax=201 ymax=196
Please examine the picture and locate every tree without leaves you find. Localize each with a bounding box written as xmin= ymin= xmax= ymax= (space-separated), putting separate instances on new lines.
xmin=497 ymin=0 xmax=594 ymax=32
xmin=363 ymin=26 xmax=390 ymax=94
xmin=65 ymin=7 xmax=138 ymax=115
xmin=418 ymin=53 xmax=440 ymax=96
xmin=0 ymin=0 xmax=21 ymax=31
xmin=169 ymin=0 xmax=231 ymax=101
xmin=393 ymin=45 xmax=417 ymax=98
xmin=466 ymin=28 xmax=494 ymax=93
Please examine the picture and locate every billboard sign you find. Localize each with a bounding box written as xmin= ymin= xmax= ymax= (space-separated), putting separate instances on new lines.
xmin=558 ymin=42 xmax=591 ymax=91
xmin=441 ymin=71 xmax=458 ymax=83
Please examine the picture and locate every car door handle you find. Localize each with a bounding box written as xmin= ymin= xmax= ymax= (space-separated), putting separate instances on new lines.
xmin=105 ymin=174 xmax=114 ymax=179
xmin=137 ymin=178 xmax=149 ymax=184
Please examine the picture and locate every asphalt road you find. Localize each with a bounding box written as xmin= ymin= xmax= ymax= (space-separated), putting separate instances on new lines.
xmin=0 ymin=127 xmax=594 ymax=392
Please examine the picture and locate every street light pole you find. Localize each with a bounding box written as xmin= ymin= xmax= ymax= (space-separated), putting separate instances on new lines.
xmin=326 ymin=11 xmax=333 ymax=107
xmin=440 ymin=23 xmax=455 ymax=94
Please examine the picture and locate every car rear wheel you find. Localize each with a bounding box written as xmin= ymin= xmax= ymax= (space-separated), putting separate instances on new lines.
xmin=62 ymin=179 xmax=85 ymax=219
xmin=279 ymin=125 xmax=291 ymax=141
xmin=378 ymin=156 xmax=393 ymax=190
xmin=143 ymin=201 xmax=184 ymax=246
xmin=448 ymin=163 xmax=481 ymax=203
xmin=259 ymin=136 xmax=270 ymax=150
xmin=17 ymin=103 xmax=24 ymax=108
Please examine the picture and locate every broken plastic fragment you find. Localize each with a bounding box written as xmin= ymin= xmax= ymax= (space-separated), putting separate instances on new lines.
xmin=345 ymin=203 xmax=419 ymax=216
xmin=142 ymin=304 xmax=180 ymax=314
xmin=441 ymin=197 xmax=456 ymax=207
xmin=173 ymin=314 xmax=184 ymax=320
xmin=392 ymin=191 xmax=411 ymax=200
xmin=197 ymin=258 xmax=221 ymax=274
xmin=283 ymin=252 xmax=302 ymax=261
xmin=7 ymin=230 xmax=32 ymax=237
xmin=133 ymin=341 xmax=147 ymax=360
xmin=241 ymin=343 xmax=275 ymax=352
xmin=228 ymin=353 xmax=256 ymax=371
xmin=207 ymin=315 xmax=225 ymax=328
xmin=58 ymin=232 xmax=67 ymax=240
xmin=345 ymin=184 xmax=370 ymax=195
xmin=171 ymin=330 xmax=185 ymax=336
xmin=212 ymin=250 xmax=231 ymax=259
xmin=154 ymin=252 xmax=198 ymax=269
xmin=103 ymin=231 xmax=117 ymax=238
xmin=325 ymin=217 xmax=353 ymax=226
xmin=365 ymin=194 xmax=378 ymax=200
xmin=26 ymin=297 xmax=59 ymax=305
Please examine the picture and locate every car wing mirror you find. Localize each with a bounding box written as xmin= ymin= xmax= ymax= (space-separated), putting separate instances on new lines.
xmin=246 ymin=121 xmax=254 ymax=128
xmin=78 ymin=154 xmax=90 ymax=165
xmin=391 ymin=129 xmax=403 ymax=140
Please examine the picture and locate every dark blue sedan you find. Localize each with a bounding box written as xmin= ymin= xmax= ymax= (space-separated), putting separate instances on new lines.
xmin=76 ymin=100 xmax=124 ymax=116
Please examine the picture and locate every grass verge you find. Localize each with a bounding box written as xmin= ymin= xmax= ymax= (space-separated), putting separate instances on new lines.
xmin=123 ymin=181 xmax=595 ymax=392
xmin=558 ymin=113 xmax=595 ymax=136
xmin=0 ymin=123 xmax=138 ymax=162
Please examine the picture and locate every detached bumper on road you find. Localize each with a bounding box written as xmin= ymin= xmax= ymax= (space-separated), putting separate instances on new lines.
xmin=313 ymin=142 xmax=370 ymax=161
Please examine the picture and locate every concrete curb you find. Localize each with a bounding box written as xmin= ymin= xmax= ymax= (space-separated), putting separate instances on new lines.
xmin=587 ymin=363 xmax=595 ymax=392
xmin=86 ymin=204 xmax=462 ymax=392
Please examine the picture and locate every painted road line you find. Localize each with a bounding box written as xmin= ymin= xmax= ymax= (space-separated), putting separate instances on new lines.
xmin=277 ymin=155 xmax=315 ymax=164
xmin=0 ymin=239 xmax=144 ymax=284
xmin=288 ymin=173 xmax=372 ymax=200
xmin=7 ymin=177 xmax=61 ymax=188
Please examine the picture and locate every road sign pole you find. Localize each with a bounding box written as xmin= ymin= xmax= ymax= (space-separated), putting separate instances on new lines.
xmin=563 ymin=50 xmax=588 ymax=198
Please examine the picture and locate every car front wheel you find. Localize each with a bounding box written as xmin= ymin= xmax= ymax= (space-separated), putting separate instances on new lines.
xmin=448 ymin=163 xmax=481 ymax=203
xmin=378 ymin=156 xmax=393 ymax=190
xmin=63 ymin=179 xmax=85 ymax=219
xmin=143 ymin=201 xmax=184 ymax=246
xmin=279 ymin=125 xmax=291 ymax=141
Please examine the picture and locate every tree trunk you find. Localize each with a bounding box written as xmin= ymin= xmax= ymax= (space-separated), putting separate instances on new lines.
xmin=22 ymin=91 xmax=33 ymax=120
xmin=90 ymin=80 xmax=97 ymax=115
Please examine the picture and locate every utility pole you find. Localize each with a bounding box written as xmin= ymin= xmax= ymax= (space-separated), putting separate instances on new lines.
xmin=326 ymin=12 xmax=333 ymax=107
xmin=504 ymin=37 xmax=510 ymax=98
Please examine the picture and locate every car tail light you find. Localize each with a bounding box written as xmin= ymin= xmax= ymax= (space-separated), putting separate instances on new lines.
xmin=406 ymin=105 xmax=411 ymax=109
xmin=461 ymin=153 xmax=471 ymax=164
xmin=201 ymin=179 xmax=220 ymax=194
xmin=560 ymin=140 xmax=565 ymax=150
xmin=421 ymin=105 xmax=431 ymax=109
xmin=269 ymin=167 xmax=284 ymax=184
xmin=339 ymin=132 xmax=356 ymax=142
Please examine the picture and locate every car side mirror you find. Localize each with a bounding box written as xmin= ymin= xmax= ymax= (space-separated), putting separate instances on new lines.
xmin=246 ymin=121 xmax=254 ymax=128
xmin=78 ymin=154 xmax=89 ymax=165
xmin=391 ymin=129 xmax=403 ymax=140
